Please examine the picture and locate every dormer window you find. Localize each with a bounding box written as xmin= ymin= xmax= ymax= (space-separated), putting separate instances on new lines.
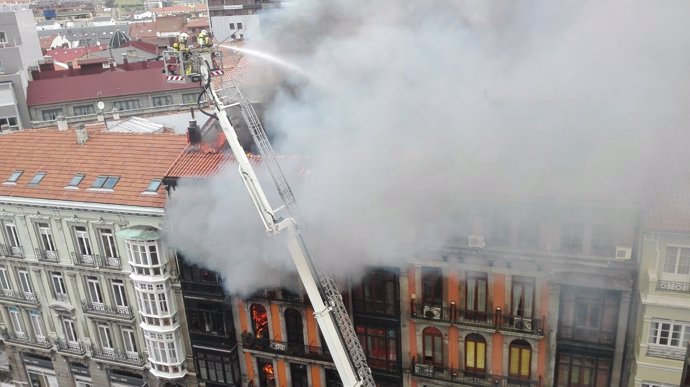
xmin=68 ymin=173 xmax=85 ymax=188
xmin=145 ymin=179 xmax=162 ymax=193
xmin=28 ymin=172 xmax=46 ymax=185
xmin=5 ymin=170 xmax=22 ymax=183
xmin=91 ymin=176 xmax=119 ymax=189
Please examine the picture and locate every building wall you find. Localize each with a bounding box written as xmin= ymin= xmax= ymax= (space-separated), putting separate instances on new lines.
xmin=633 ymin=231 xmax=690 ymax=387
xmin=0 ymin=201 xmax=197 ymax=387
xmin=209 ymin=14 xmax=260 ymax=42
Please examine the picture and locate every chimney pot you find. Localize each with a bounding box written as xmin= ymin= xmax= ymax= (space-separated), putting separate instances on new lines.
xmin=56 ymin=115 xmax=68 ymax=131
xmin=76 ymin=123 xmax=88 ymax=144
xmin=187 ymin=120 xmax=201 ymax=145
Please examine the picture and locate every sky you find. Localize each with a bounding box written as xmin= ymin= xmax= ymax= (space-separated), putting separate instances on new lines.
xmin=165 ymin=0 xmax=690 ymax=294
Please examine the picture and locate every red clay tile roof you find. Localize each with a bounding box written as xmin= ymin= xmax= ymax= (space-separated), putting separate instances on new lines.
xmin=185 ymin=17 xmax=209 ymax=29
xmin=645 ymin=169 xmax=690 ymax=233
xmin=44 ymin=46 xmax=107 ymax=66
xmin=27 ymin=64 xmax=198 ymax=107
xmin=0 ymin=127 xmax=187 ymax=208
xmin=128 ymin=40 xmax=159 ymax=54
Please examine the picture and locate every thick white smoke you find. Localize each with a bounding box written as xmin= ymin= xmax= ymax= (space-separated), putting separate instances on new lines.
xmin=165 ymin=0 xmax=690 ymax=294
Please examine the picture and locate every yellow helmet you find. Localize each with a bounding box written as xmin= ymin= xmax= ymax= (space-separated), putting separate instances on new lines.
xmin=172 ymin=42 xmax=179 ymax=49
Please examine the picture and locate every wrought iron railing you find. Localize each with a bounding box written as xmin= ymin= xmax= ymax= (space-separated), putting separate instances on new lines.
xmin=657 ymin=280 xmax=690 ymax=294
xmin=81 ymin=300 xmax=133 ymax=319
xmin=0 ymin=328 xmax=52 ymax=349
xmin=241 ymin=331 xmax=332 ymax=362
xmin=71 ymin=251 xmax=98 ymax=267
xmin=454 ymin=308 xmax=497 ymax=329
xmin=99 ymin=255 xmax=122 ymax=270
xmin=91 ymin=345 xmax=146 ymax=366
xmin=56 ymin=338 xmax=87 ymax=355
xmin=500 ymin=314 xmax=545 ymax=336
xmin=248 ymin=289 xmax=309 ymax=306
xmin=411 ymin=357 xmax=541 ymax=387
xmin=410 ymin=302 xmax=452 ymax=323
xmin=35 ymin=248 xmax=59 ymax=262
xmin=0 ymin=289 xmax=40 ymax=305
xmin=0 ymin=244 xmax=23 ymax=258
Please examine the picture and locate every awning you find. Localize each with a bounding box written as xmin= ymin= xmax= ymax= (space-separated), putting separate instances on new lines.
xmin=116 ymin=226 xmax=161 ymax=241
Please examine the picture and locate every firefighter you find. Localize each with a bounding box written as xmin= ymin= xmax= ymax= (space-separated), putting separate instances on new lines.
xmin=198 ymin=30 xmax=212 ymax=48
xmin=174 ymin=33 xmax=192 ymax=75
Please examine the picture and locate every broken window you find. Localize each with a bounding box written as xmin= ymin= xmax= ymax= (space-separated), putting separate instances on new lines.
xmin=250 ymin=303 xmax=268 ymax=341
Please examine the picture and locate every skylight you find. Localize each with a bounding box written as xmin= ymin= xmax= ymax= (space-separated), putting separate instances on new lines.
xmin=91 ymin=176 xmax=119 ymax=189
xmin=146 ymin=179 xmax=162 ymax=193
xmin=6 ymin=170 xmax=22 ymax=183
xmin=68 ymin=174 xmax=85 ymax=187
xmin=28 ymin=172 xmax=46 ymax=185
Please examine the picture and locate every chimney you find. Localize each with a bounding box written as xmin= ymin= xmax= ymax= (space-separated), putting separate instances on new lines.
xmin=56 ymin=115 xmax=68 ymax=131
xmin=75 ymin=123 xmax=88 ymax=144
xmin=112 ymin=108 xmax=120 ymax=120
xmin=186 ymin=120 xmax=201 ymax=145
xmin=121 ymin=52 xmax=129 ymax=70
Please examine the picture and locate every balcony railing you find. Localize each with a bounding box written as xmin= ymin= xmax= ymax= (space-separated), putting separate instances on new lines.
xmin=91 ymin=345 xmax=146 ymax=367
xmin=71 ymin=251 xmax=98 ymax=267
xmin=56 ymin=338 xmax=87 ymax=355
xmin=35 ymin=248 xmax=59 ymax=262
xmin=81 ymin=300 xmax=133 ymax=320
xmin=0 ymin=290 xmax=40 ymax=305
xmin=248 ymin=290 xmax=309 ymax=306
xmin=657 ymin=280 xmax=690 ymax=294
xmin=411 ymin=357 xmax=540 ymax=387
xmin=0 ymin=328 xmax=52 ymax=349
xmin=410 ymin=303 xmax=544 ymax=336
xmin=0 ymin=244 xmax=23 ymax=258
xmin=241 ymin=331 xmax=332 ymax=362
xmin=100 ymin=255 xmax=122 ymax=270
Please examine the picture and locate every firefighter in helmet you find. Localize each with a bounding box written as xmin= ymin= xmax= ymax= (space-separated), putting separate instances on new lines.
xmin=198 ymin=29 xmax=212 ymax=48
xmin=174 ymin=33 xmax=192 ymax=75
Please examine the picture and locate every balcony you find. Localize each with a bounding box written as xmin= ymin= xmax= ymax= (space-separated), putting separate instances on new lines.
xmin=71 ymin=251 xmax=98 ymax=267
xmin=500 ymin=315 xmax=545 ymax=337
xmin=0 ymin=328 xmax=52 ymax=350
xmin=410 ymin=302 xmax=452 ymax=323
xmin=0 ymin=290 xmax=40 ymax=306
xmin=241 ymin=332 xmax=332 ymax=362
xmin=352 ymin=299 xmax=399 ymax=318
xmin=411 ymin=358 xmax=541 ymax=387
xmin=0 ymin=244 xmax=23 ymax=258
xmin=100 ymin=255 xmax=122 ymax=270
xmin=455 ymin=309 xmax=497 ymax=330
xmin=248 ymin=289 xmax=309 ymax=306
xmin=35 ymin=248 xmax=59 ymax=262
xmin=91 ymin=346 xmax=146 ymax=367
xmin=657 ymin=280 xmax=690 ymax=294
xmin=56 ymin=338 xmax=87 ymax=356
xmin=81 ymin=300 xmax=134 ymax=320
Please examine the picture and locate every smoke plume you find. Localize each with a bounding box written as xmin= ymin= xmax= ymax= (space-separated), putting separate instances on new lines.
xmin=165 ymin=0 xmax=690 ymax=294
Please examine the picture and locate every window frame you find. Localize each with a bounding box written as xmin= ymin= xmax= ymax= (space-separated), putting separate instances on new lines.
xmin=422 ymin=326 xmax=443 ymax=367
xmin=63 ymin=318 xmax=78 ymax=343
xmin=67 ymin=173 xmax=85 ymax=188
xmin=112 ymin=99 xmax=141 ymax=111
xmin=508 ymin=340 xmax=532 ymax=380
xmin=73 ymin=104 xmax=95 ymax=116
xmin=37 ymin=222 xmax=57 ymax=252
xmin=648 ymin=319 xmax=690 ymax=349
xmin=9 ymin=307 xmax=24 ymax=336
xmin=6 ymin=170 xmax=22 ymax=183
xmin=86 ymin=276 xmax=103 ymax=305
xmin=0 ymin=267 xmax=11 ymax=291
xmin=28 ymin=172 xmax=46 ymax=185
xmin=421 ymin=267 xmax=443 ymax=306
xmin=17 ymin=269 xmax=33 ymax=295
xmin=112 ymin=279 xmax=128 ymax=308
xmin=152 ymin=95 xmax=173 ymax=107
xmin=73 ymin=225 xmax=93 ymax=256
xmin=466 ymin=272 xmax=488 ymax=314
xmin=561 ymin=222 xmax=584 ymax=253
xmin=3 ymin=219 xmax=21 ymax=247
xmin=98 ymin=323 xmax=114 ymax=350
xmin=29 ymin=310 xmax=45 ymax=340
xmin=464 ymin=333 xmax=487 ymax=374
xmin=98 ymin=227 xmax=118 ymax=259
xmin=662 ymin=246 xmax=690 ymax=280
xmin=51 ymin=272 xmax=67 ymax=299
xmin=41 ymin=108 xmax=63 ymax=121
xmin=511 ymin=276 xmax=535 ymax=319
xmin=122 ymin=328 xmax=138 ymax=354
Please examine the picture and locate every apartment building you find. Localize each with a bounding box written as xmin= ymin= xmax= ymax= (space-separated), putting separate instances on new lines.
xmin=0 ymin=125 xmax=197 ymax=387
xmin=205 ymin=0 xmax=288 ymax=41
xmin=631 ymin=173 xmax=690 ymax=387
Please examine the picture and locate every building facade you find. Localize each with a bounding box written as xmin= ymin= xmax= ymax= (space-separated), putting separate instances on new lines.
xmin=0 ymin=126 xmax=197 ymax=387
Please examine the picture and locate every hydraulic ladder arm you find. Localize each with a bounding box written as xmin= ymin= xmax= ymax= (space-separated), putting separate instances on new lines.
xmin=198 ymin=62 xmax=376 ymax=387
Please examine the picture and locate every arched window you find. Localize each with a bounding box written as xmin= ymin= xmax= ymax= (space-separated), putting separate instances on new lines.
xmin=284 ymin=308 xmax=304 ymax=347
xmin=465 ymin=334 xmax=486 ymax=374
xmin=422 ymin=327 xmax=443 ymax=367
xmin=509 ymin=340 xmax=532 ymax=380
xmin=250 ymin=304 xmax=268 ymax=340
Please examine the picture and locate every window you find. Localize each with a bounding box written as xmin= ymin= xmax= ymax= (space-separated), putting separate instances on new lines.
xmin=0 ymin=32 xmax=7 ymax=43
xmin=144 ymin=331 xmax=180 ymax=364
xmin=51 ymin=272 xmax=67 ymax=299
xmin=37 ymin=222 xmax=56 ymax=252
xmin=3 ymin=220 xmax=20 ymax=247
xmin=0 ymin=117 xmax=17 ymax=130
xmin=356 ymin=325 xmax=398 ymax=372
xmin=0 ymin=267 xmax=10 ymax=291
xmin=591 ymin=224 xmax=614 ymax=256
xmin=28 ymin=172 xmax=46 ymax=185
xmin=30 ymin=311 xmax=44 ymax=339
xmin=73 ymin=104 xmax=95 ymax=116
xmin=353 ymin=269 xmax=398 ymax=316
xmin=421 ymin=267 xmax=443 ymax=306
xmin=290 ymin=363 xmax=308 ymax=387
xmin=559 ymin=289 xmax=618 ymax=345
xmin=63 ymin=318 xmax=77 ymax=342
xmin=127 ymin=241 xmax=163 ymax=275
xmin=112 ymin=279 xmax=128 ymax=307
xmin=67 ymin=174 xmax=85 ymax=187
xmin=86 ymin=276 xmax=103 ymax=305
xmin=145 ymin=179 xmax=162 ymax=193
xmin=561 ymin=222 xmax=584 ymax=252
xmin=325 ymin=368 xmax=342 ymax=387
xmin=466 ymin=272 xmax=487 ymax=318
xmin=237 ymin=22 xmax=243 ymax=29
xmin=518 ymin=219 xmax=539 ymax=249
xmin=112 ymin=99 xmax=140 ymax=111
xmin=422 ymin=327 xmax=443 ymax=366
xmin=557 ymin=353 xmax=611 ymax=387
xmin=9 ymin=307 xmax=23 ymax=336
xmin=99 ymin=228 xmax=118 ymax=258
xmin=17 ymin=269 xmax=32 ymax=294
xmin=182 ymin=92 xmax=203 ymax=104
xmin=91 ymin=175 xmax=119 ymax=189
xmin=465 ymin=334 xmax=486 ymax=374
xmin=122 ymin=328 xmax=138 ymax=354
xmin=188 ymin=301 xmax=229 ymax=336
xmin=98 ymin=323 xmax=113 ymax=349
xmin=41 ymin=108 xmax=63 ymax=120
xmin=250 ymin=304 xmax=269 ymax=340
xmin=152 ymin=95 xmax=173 ymax=106
xmin=509 ymin=340 xmax=531 ymax=380
xmin=74 ymin=226 xmax=93 ymax=256
xmin=511 ymin=277 xmax=535 ymax=319
xmin=6 ymin=170 xmax=21 ymax=183
xmin=648 ymin=320 xmax=690 ymax=349
xmin=256 ymin=357 xmax=275 ymax=387
xmin=196 ymin=351 xmax=240 ymax=384
xmin=229 ymin=23 xmax=235 ymax=29
xmin=663 ymin=246 xmax=690 ymax=276
xmin=285 ymin=308 xmax=304 ymax=346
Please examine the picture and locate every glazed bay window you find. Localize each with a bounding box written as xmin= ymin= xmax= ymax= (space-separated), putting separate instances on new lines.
xmin=556 ymin=353 xmax=611 ymax=387
xmin=127 ymin=240 xmax=166 ymax=276
xmin=145 ymin=331 xmax=181 ymax=364
xmin=196 ymin=351 xmax=241 ymax=385
xmin=113 ymin=99 xmax=140 ymax=111
xmin=136 ymin=282 xmax=173 ymax=317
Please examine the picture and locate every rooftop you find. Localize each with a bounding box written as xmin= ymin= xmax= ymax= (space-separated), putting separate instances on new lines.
xmin=0 ymin=126 xmax=187 ymax=208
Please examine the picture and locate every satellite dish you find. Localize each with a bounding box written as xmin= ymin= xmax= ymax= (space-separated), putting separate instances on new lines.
xmin=97 ymin=101 xmax=105 ymax=110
